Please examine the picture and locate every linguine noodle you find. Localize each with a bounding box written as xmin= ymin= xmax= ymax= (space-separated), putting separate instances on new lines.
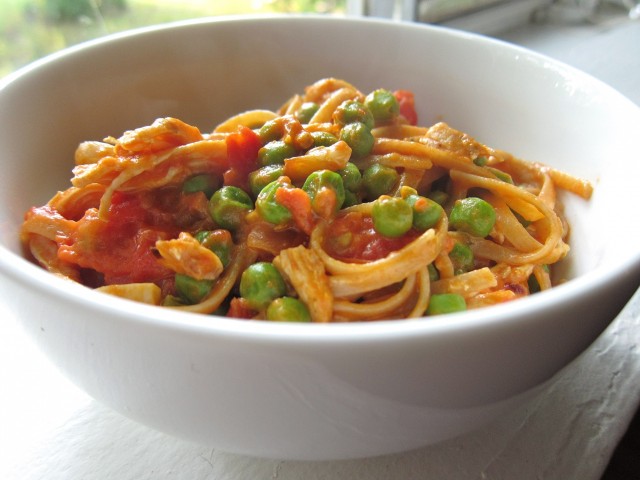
xmin=20 ymin=78 xmax=592 ymax=322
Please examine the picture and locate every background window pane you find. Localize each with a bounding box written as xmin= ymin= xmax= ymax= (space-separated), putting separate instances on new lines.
xmin=418 ymin=0 xmax=507 ymax=22
xmin=0 ymin=0 xmax=346 ymax=76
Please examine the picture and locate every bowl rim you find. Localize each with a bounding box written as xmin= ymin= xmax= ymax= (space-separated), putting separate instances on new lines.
xmin=2 ymin=244 xmax=639 ymax=343
xmin=1 ymin=14 xmax=640 ymax=343
xmin=3 ymin=12 xmax=640 ymax=100
xmin=3 ymin=12 xmax=638 ymax=106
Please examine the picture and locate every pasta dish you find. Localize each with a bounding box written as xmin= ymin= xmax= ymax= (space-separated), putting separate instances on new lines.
xmin=20 ymin=78 xmax=593 ymax=322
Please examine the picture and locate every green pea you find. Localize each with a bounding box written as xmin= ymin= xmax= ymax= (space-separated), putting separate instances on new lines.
xmin=208 ymin=186 xmax=253 ymax=231
xmin=302 ymin=169 xmax=345 ymax=214
xmin=428 ymin=263 xmax=439 ymax=282
xmin=255 ymin=180 xmax=292 ymax=225
xmin=195 ymin=229 xmax=233 ymax=268
xmin=364 ymin=89 xmax=399 ymax=124
xmin=487 ymin=167 xmax=514 ymax=184
xmin=296 ymin=102 xmax=320 ymax=124
xmin=182 ymin=173 xmax=220 ymax=197
xmin=248 ymin=164 xmax=284 ymax=197
xmin=428 ymin=190 xmax=449 ymax=206
xmin=362 ymin=164 xmax=398 ymax=200
xmin=527 ymin=264 xmax=550 ymax=294
xmin=329 ymin=230 xmax=354 ymax=253
xmin=449 ymin=242 xmax=474 ymax=275
xmin=175 ymin=274 xmax=214 ymax=304
xmin=258 ymin=119 xmax=282 ymax=143
xmin=239 ymin=262 xmax=287 ymax=310
xmin=338 ymin=162 xmax=362 ymax=192
xmin=310 ymin=131 xmax=339 ymax=147
xmin=342 ymin=190 xmax=359 ymax=208
xmin=333 ymin=100 xmax=374 ymax=129
xmin=473 ymin=156 xmax=488 ymax=167
xmin=449 ymin=197 xmax=496 ymax=238
xmin=340 ymin=121 xmax=375 ymax=158
xmin=212 ymin=300 xmax=229 ymax=316
xmin=372 ymin=196 xmax=413 ymax=238
xmin=405 ymin=194 xmax=443 ymax=231
xmin=528 ymin=275 xmax=541 ymax=294
xmin=258 ymin=140 xmax=297 ymax=167
xmin=266 ymin=297 xmax=312 ymax=322
xmin=512 ymin=209 xmax=531 ymax=228
xmin=162 ymin=294 xmax=186 ymax=307
xmin=427 ymin=293 xmax=467 ymax=315
xmin=194 ymin=230 xmax=210 ymax=243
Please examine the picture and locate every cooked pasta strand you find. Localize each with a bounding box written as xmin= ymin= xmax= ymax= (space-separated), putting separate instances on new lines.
xmin=20 ymin=78 xmax=593 ymax=322
xmin=333 ymin=273 xmax=417 ymax=319
xmin=432 ymin=267 xmax=497 ymax=297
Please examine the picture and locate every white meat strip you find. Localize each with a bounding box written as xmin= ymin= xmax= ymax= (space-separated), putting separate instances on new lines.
xmin=156 ymin=232 xmax=223 ymax=281
xmin=273 ymin=245 xmax=333 ymax=323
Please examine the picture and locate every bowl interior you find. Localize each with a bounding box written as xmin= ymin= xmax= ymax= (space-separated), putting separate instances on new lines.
xmin=1 ymin=15 xmax=639 ymax=314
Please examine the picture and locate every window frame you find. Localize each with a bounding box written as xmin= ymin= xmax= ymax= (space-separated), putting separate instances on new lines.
xmin=347 ymin=0 xmax=555 ymax=35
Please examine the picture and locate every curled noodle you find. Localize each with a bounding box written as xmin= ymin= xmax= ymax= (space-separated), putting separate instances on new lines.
xmin=20 ymin=78 xmax=592 ymax=322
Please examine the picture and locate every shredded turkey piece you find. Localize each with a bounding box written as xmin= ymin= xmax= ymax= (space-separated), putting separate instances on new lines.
xmin=156 ymin=232 xmax=224 ymax=281
xmin=97 ymin=283 xmax=162 ymax=305
xmin=273 ymin=245 xmax=333 ymax=323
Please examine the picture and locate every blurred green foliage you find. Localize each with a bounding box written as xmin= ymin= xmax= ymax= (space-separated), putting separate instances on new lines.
xmin=42 ymin=0 xmax=127 ymax=22
xmin=0 ymin=0 xmax=345 ymax=77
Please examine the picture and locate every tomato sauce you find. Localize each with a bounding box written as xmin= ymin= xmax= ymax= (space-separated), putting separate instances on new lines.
xmin=58 ymin=189 xmax=214 ymax=286
xmin=394 ymin=90 xmax=418 ymax=125
xmin=223 ymin=125 xmax=262 ymax=190
xmin=324 ymin=212 xmax=419 ymax=262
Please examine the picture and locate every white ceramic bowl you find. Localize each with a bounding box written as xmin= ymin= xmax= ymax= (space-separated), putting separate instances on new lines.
xmin=1 ymin=16 xmax=639 ymax=461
